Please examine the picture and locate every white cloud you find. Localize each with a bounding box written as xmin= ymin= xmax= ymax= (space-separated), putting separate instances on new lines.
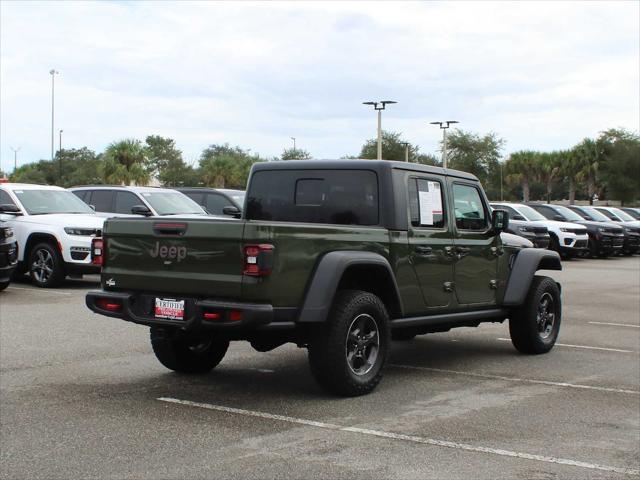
xmin=1 ymin=0 xmax=638 ymax=171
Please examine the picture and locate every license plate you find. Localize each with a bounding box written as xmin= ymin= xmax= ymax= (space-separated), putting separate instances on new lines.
xmin=155 ymin=298 xmax=185 ymax=320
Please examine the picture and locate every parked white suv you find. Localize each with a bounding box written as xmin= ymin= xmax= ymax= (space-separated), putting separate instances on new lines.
xmin=0 ymin=183 xmax=105 ymax=287
xmin=69 ymin=185 xmax=207 ymax=217
xmin=491 ymin=202 xmax=588 ymax=257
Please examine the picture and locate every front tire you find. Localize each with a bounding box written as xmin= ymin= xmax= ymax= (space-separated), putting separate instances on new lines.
xmin=150 ymin=328 xmax=229 ymax=374
xmin=508 ymin=276 xmax=561 ymax=354
xmin=308 ymin=290 xmax=390 ymax=396
xmin=29 ymin=242 xmax=65 ymax=288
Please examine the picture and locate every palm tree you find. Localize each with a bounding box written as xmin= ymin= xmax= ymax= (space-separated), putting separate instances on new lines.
xmin=574 ymin=138 xmax=599 ymax=204
xmin=560 ymin=147 xmax=585 ymax=204
xmin=102 ymin=139 xmax=149 ymax=186
xmin=537 ymin=151 xmax=561 ymax=203
xmin=505 ymin=151 xmax=538 ymax=202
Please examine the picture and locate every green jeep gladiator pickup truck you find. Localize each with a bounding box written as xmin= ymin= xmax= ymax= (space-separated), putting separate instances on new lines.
xmin=86 ymin=160 xmax=562 ymax=396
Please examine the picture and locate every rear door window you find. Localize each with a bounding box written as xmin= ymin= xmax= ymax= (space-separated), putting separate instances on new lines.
xmin=408 ymin=177 xmax=445 ymax=228
xmin=247 ymin=170 xmax=379 ymax=226
xmin=89 ymin=190 xmax=114 ymax=212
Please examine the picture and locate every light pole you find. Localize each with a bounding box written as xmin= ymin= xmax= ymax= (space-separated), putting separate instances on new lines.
xmin=49 ymin=69 xmax=59 ymax=161
xmin=59 ymin=129 xmax=64 ymax=181
xmin=400 ymin=142 xmax=410 ymax=162
xmin=363 ymin=100 xmax=397 ymax=160
xmin=430 ymin=120 xmax=459 ymax=169
xmin=290 ymin=137 xmax=296 ymax=150
xmin=10 ymin=147 xmax=20 ymax=173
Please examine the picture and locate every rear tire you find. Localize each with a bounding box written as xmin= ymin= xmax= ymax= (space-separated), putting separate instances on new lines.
xmin=150 ymin=328 xmax=229 ymax=374
xmin=29 ymin=242 xmax=65 ymax=288
xmin=308 ymin=290 xmax=390 ymax=396
xmin=509 ymin=276 xmax=561 ymax=354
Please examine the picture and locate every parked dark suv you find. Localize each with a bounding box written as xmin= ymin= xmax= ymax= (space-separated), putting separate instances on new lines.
xmin=529 ymin=203 xmax=623 ymax=257
xmin=0 ymin=214 xmax=18 ymax=291
xmin=490 ymin=203 xmax=550 ymax=248
xmin=569 ymin=205 xmax=639 ymax=256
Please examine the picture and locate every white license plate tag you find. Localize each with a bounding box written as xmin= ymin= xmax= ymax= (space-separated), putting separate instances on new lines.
xmin=154 ymin=298 xmax=185 ymax=320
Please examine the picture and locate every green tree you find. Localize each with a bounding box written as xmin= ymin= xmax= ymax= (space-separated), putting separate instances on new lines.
xmin=560 ymin=147 xmax=586 ymax=204
xmin=102 ymin=139 xmax=149 ymax=186
xmin=281 ymin=148 xmax=312 ymax=160
xmin=505 ymin=150 xmax=539 ymax=202
xmin=571 ymin=138 xmax=600 ymax=203
xmin=145 ymin=135 xmax=182 ymax=177
xmin=359 ymin=131 xmax=421 ymax=161
xmin=597 ymin=129 xmax=640 ymax=205
xmin=537 ymin=151 xmax=562 ymax=203
xmin=199 ymin=144 xmax=261 ymax=189
xmin=444 ymin=130 xmax=505 ymax=198
xmin=10 ymin=160 xmax=53 ymax=185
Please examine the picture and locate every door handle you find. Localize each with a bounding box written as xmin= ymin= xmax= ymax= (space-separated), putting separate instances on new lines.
xmin=456 ymin=246 xmax=471 ymax=258
xmin=415 ymin=246 xmax=432 ymax=255
xmin=444 ymin=246 xmax=455 ymax=257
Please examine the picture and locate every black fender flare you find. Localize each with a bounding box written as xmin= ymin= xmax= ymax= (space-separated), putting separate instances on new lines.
xmin=298 ymin=251 xmax=403 ymax=323
xmin=503 ymin=248 xmax=562 ymax=306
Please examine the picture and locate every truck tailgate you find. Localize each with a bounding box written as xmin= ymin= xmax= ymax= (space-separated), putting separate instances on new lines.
xmin=102 ymin=217 xmax=245 ymax=298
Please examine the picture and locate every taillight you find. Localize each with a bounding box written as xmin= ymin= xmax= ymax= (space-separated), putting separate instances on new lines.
xmin=96 ymin=297 xmax=122 ymax=312
xmin=243 ymin=244 xmax=274 ymax=277
xmin=91 ymin=238 xmax=104 ymax=266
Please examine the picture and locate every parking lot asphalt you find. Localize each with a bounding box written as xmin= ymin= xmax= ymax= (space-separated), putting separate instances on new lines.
xmin=1 ymin=256 xmax=639 ymax=479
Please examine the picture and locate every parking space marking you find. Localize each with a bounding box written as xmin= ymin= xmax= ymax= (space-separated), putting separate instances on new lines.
xmin=390 ymin=364 xmax=639 ymax=395
xmin=496 ymin=338 xmax=636 ymax=354
xmin=6 ymin=286 xmax=73 ymax=296
xmin=589 ymin=321 xmax=640 ymax=328
xmin=157 ymin=397 xmax=640 ymax=476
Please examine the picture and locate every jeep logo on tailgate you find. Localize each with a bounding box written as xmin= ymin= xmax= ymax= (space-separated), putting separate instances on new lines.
xmin=149 ymin=241 xmax=187 ymax=262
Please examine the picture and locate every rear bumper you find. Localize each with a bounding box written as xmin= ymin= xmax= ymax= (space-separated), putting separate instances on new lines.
xmin=86 ymin=290 xmax=295 ymax=332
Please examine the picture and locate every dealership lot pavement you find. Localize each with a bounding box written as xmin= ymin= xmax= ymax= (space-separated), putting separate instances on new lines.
xmin=1 ymin=257 xmax=639 ymax=479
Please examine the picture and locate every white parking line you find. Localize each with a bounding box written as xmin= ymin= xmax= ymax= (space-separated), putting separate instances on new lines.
xmin=6 ymin=286 xmax=72 ymax=296
xmin=496 ymin=337 xmax=636 ymax=354
xmin=589 ymin=322 xmax=640 ymax=328
xmin=390 ymin=364 xmax=639 ymax=395
xmin=157 ymin=397 xmax=639 ymax=476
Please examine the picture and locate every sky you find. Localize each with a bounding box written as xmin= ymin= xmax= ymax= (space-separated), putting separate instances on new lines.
xmin=1 ymin=0 xmax=638 ymax=172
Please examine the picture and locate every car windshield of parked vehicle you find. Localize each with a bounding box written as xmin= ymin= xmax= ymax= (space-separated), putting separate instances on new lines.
xmin=517 ymin=205 xmax=547 ymax=222
xmin=141 ymin=192 xmax=206 ymax=215
xmin=610 ymin=208 xmax=635 ymax=222
xmin=554 ymin=205 xmax=584 ymax=222
xmin=581 ymin=207 xmax=611 ymax=222
xmin=14 ymin=189 xmax=95 ymax=215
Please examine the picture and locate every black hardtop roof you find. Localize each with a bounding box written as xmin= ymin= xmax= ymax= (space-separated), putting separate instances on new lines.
xmin=252 ymin=159 xmax=478 ymax=181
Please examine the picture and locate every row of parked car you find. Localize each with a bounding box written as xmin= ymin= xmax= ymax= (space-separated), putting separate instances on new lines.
xmin=0 ymin=180 xmax=638 ymax=290
xmin=492 ymin=202 xmax=640 ymax=258
xmin=0 ymin=183 xmax=245 ymax=289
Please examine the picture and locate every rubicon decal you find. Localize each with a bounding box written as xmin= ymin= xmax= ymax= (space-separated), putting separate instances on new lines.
xmin=149 ymin=241 xmax=187 ymax=262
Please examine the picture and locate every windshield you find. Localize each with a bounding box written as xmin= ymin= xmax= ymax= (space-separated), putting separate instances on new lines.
xmin=581 ymin=207 xmax=611 ymax=222
xmin=15 ymin=189 xmax=95 ymax=215
xmin=610 ymin=208 xmax=635 ymax=222
xmin=516 ymin=205 xmax=547 ymax=222
xmin=141 ymin=192 xmax=206 ymax=215
xmin=554 ymin=205 xmax=584 ymax=222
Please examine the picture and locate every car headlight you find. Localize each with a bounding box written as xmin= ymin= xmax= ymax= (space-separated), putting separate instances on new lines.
xmin=559 ymin=228 xmax=570 ymax=232
xmin=597 ymin=227 xmax=606 ymax=232
xmin=518 ymin=226 xmax=531 ymax=232
xmin=64 ymin=227 xmax=100 ymax=236
xmin=0 ymin=227 xmax=13 ymax=239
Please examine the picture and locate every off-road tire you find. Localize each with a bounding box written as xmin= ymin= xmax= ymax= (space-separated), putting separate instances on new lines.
xmin=29 ymin=242 xmax=65 ymax=288
xmin=392 ymin=330 xmax=417 ymax=341
xmin=0 ymin=280 xmax=9 ymax=291
xmin=308 ymin=290 xmax=390 ymax=396
xmin=509 ymin=276 xmax=561 ymax=354
xmin=150 ymin=327 xmax=229 ymax=374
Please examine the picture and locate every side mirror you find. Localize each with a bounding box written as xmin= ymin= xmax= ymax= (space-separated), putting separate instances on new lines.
xmin=553 ymin=214 xmax=564 ymax=222
xmin=0 ymin=204 xmax=21 ymax=215
xmin=491 ymin=209 xmax=509 ymax=233
xmin=131 ymin=204 xmax=152 ymax=216
xmin=513 ymin=214 xmax=526 ymax=221
xmin=222 ymin=205 xmax=242 ymax=218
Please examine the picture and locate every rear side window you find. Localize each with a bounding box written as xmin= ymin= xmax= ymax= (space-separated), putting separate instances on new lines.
xmin=408 ymin=178 xmax=445 ymax=228
xmin=247 ymin=170 xmax=379 ymax=226
xmin=89 ymin=190 xmax=114 ymax=212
